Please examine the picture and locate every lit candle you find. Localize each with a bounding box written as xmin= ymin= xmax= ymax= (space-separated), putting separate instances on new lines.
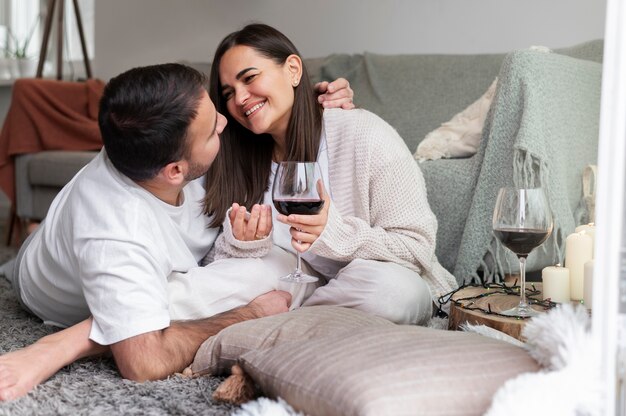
xmin=542 ymin=264 xmax=570 ymax=303
xmin=583 ymin=259 xmax=594 ymax=310
xmin=565 ymin=231 xmax=593 ymax=301
xmin=575 ymin=223 xmax=595 ymax=257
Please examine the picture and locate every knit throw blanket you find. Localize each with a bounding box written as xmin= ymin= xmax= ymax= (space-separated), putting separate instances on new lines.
xmin=0 ymin=78 xmax=104 ymax=205
xmin=454 ymin=50 xmax=602 ymax=282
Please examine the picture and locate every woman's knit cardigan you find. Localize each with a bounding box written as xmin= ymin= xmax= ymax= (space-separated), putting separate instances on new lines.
xmin=215 ymin=108 xmax=458 ymax=303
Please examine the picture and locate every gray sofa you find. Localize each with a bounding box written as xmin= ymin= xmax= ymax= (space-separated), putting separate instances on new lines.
xmin=13 ymin=39 xmax=603 ymax=283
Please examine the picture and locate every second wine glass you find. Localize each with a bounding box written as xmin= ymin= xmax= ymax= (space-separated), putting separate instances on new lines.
xmin=492 ymin=187 xmax=553 ymax=317
xmin=272 ymin=161 xmax=324 ymax=283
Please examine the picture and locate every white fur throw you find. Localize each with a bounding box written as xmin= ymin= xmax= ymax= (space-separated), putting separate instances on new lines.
xmin=232 ymin=397 xmax=302 ymax=416
xmin=485 ymin=304 xmax=603 ymax=416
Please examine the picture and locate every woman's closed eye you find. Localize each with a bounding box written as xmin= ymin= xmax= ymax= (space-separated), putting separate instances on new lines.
xmin=243 ymin=73 xmax=257 ymax=83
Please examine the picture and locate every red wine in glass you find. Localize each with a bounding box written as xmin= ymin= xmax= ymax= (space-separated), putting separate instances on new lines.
xmin=492 ymin=228 xmax=550 ymax=258
xmin=273 ymin=198 xmax=324 ymax=216
xmin=272 ymin=161 xmax=324 ymax=284
xmin=492 ymin=187 xmax=553 ymax=317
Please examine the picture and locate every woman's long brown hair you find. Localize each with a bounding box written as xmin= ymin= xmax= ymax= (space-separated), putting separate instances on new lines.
xmin=204 ymin=23 xmax=323 ymax=227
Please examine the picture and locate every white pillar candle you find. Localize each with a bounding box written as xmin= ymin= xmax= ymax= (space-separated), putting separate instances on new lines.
xmin=542 ymin=264 xmax=570 ymax=303
xmin=583 ymin=259 xmax=594 ymax=310
xmin=575 ymin=223 xmax=595 ymax=257
xmin=565 ymin=231 xmax=593 ymax=301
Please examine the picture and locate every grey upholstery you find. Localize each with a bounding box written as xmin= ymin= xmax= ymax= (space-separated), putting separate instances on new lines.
xmin=15 ymin=151 xmax=98 ymax=221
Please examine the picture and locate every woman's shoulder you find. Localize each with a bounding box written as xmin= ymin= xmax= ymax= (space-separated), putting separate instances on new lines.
xmin=323 ymin=107 xmax=386 ymax=126
xmin=323 ymin=108 xmax=408 ymax=154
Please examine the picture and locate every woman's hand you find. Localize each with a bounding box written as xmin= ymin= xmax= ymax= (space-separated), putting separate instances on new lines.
xmin=276 ymin=181 xmax=331 ymax=252
xmin=315 ymin=78 xmax=355 ymax=109
xmin=229 ymin=203 xmax=273 ymax=241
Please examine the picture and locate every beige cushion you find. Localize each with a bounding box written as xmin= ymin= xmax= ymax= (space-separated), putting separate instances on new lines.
xmin=191 ymin=305 xmax=394 ymax=376
xmin=239 ymin=325 xmax=540 ymax=416
xmin=414 ymin=78 xmax=498 ymax=161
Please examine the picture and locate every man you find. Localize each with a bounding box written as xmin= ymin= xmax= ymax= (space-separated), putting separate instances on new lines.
xmin=0 ymin=63 xmax=353 ymax=401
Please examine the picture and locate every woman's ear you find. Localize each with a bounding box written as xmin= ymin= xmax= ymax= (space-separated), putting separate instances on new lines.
xmin=285 ymin=54 xmax=303 ymax=87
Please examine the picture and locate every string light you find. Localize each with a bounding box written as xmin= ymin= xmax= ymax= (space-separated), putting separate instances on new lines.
xmin=435 ymin=281 xmax=557 ymax=319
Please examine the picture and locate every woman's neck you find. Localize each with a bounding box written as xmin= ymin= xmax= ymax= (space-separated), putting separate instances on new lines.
xmin=272 ymin=134 xmax=287 ymax=162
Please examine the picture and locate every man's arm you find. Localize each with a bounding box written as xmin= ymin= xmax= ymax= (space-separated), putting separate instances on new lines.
xmin=110 ymin=290 xmax=290 ymax=381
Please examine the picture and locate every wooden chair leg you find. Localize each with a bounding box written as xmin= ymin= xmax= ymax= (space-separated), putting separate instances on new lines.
xmin=5 ymin=211 xmax=15 ymax=247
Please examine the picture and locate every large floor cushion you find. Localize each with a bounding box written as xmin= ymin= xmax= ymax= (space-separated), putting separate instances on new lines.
xmin=191 ymin=306 xmax=540 ymax=416
xmin=239 ymin=325 xmax=539 ymax=416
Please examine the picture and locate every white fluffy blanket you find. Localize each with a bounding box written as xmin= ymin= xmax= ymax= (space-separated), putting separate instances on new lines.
xmin=485 ymin=304 xmax=603 ymax=415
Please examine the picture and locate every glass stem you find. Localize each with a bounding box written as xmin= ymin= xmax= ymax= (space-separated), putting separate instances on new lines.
xmin=518 ymin=256 xmax=527 ymax=307
xmin=295 ymin=243 xmax=303 ymax=276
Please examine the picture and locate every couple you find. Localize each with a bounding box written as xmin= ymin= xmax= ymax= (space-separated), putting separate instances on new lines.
xmin=0 ymin=23 xmax=457 ymax=401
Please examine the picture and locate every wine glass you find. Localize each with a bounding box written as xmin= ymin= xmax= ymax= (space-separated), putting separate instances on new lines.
xmin=272 ymin=161 xmax=324 ymax=283
xmin=492 ymin=187 xmax=553 ymax=317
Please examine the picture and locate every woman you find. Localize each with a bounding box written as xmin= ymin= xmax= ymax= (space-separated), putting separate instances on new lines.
xmin=205 ymin=23 xmax=458 ymax=325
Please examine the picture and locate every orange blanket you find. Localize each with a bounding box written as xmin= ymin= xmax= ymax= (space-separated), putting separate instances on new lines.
xmin=0 ymin=78 xmax=105 ymax=205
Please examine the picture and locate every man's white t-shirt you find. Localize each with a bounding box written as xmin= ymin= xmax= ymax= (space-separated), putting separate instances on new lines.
xmin=18 ymin=150 xmax=218 ymax=345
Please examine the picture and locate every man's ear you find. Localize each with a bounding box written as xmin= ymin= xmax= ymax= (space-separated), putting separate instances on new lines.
xmin=160 ymin=160 xmax=186 ymax=186
xmin=285 ymin=54 xmax=303 ymax=86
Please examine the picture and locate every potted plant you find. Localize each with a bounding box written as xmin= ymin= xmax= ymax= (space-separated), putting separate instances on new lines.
xmin=7 ymin=15 xmax=40 ymax=78
xmin=0 ymin=25 xmax=18 ymax=79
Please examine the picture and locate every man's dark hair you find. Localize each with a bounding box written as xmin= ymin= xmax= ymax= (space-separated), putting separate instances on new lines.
xmin=99 ymin=63 xmax=209 ymax=181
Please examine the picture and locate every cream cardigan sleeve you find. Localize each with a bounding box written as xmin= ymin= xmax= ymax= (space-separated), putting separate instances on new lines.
xmin=209 ymin=208 xmax=273 ymax=261
xmin=310 ymin=109 xmax=442 ymax=278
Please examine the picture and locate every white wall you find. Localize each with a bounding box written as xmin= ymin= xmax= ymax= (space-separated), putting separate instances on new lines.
xmin=94 ymin=0 xmax=606 ymax=80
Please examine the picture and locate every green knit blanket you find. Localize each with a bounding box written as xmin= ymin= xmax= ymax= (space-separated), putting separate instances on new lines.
xmin=453 ymin=49 xmax=602 ymax=283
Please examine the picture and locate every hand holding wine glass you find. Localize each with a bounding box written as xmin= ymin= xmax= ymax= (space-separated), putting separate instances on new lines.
xmin=272 ymin=161 xmax=326 ymax=283
xmin=277 ymin=178 xmax=330 ymax=252
xmin=492 ymin=187 xmax=553 ymax=317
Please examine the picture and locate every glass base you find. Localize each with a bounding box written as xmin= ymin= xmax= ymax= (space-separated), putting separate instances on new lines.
xmin=279 ymin=272 xmax=318 ymax=284
xmin=500 ymin=304 xmax=540 ymax=318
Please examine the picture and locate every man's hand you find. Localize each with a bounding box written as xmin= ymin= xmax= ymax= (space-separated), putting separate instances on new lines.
xmin=229 ymin=203 xmax=273 ymax=241
xmin=248 ymin=290 xmax=291 ymax=318
xmin=315 ymin=78 xmax=355 ymax=109
xmin=109 ymin=290 xmax=291 ymax=382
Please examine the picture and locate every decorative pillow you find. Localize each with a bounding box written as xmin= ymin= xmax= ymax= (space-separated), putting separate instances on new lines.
xmin=190 ymin=305 xmax=394 ymax=376
xmin=414 ymin=78 xmax=498 ymax=161
xmin=238 ymin=325 xmax=540 ymax=416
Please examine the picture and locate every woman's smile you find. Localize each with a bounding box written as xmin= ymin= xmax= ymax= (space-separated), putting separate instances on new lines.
xmin=244 ymin=100 xmax=266 ymax=117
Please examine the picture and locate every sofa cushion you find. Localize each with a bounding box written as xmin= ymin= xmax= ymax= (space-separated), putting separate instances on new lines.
xmin=308 ymin=52 xmax=506 ymax=153
xmin=238 ymin=325 xmax=540 ymax=416
xmin=26 ymin=151 xmax=98 ymax=187
xmin=414 ymin=78 xmax=498 ymax=161
xmin=190 ymin=305 xmax=395 ymax=376
xmin=15 ymin=151 xmax=98 ymax=219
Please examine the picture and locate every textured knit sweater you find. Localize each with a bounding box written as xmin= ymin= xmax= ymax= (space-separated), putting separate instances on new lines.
xmin=215 ymin=108 xmax=458 ymax=302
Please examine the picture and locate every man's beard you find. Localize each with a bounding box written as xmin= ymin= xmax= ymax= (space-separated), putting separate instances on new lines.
xmin=184 ymin=160 xmax=210 ymax=182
